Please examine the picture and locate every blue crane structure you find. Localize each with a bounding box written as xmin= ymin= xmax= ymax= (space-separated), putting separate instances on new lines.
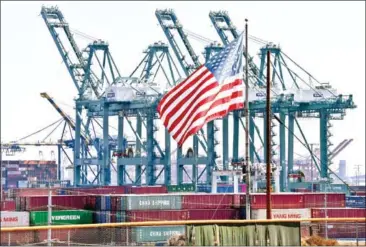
xmin=35 ymin=6 xmax=356 ymax=190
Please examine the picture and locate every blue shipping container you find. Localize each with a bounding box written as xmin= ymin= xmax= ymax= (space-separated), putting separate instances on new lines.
xmin=346 ymin=196 xmax=366 ymax=208
xmin=94 ymin=211 xmax=111 ymax=223
xmin=96 ymin=196 xmax=112 ymax=211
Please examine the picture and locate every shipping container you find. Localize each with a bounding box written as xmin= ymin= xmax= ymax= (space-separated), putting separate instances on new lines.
xmin=1 ymin=200 xmax=16 ymax=211
xmin=311 ymin=208 xmax=366 ymax=218
xmin=19 ymin=195 xmax=89 ymax=211
xmin=315 ymin=222 xmax=366 ymax=239
xmin=127 ymin=210 xmax=188 ymax=222
xmin=196 ymin=185 xmax=211 ymax=193
xmin=346 ymin=196 xmax=366 ymax=208
xmin=303 ymin=193 xmax=345 ymax=208
xmin=96 ymin=196 xmax=112 ymax=211
xmin=93 ymin=211 xmax=112 ymax=223
xmin=1 ymin=211 xmax=29 ymax=227
xmin=187 ymin=209 xmax=240 ymax=220
xmin=250 ymin=193 xmax=305 ymax=209
xmin=167 ymin=184 xmax=195 ymax=193
xmin=125 ymin=186 xmax=167 ymax=194
xmin=30 ymin=210 xmax=93 ymax=226
xmin=251 ymin=208 xmax=311 ymax=220
xmin=110 ymin=211 xmax=126 ymax=223
xmin=119 ymin=195 xmax=182 ymax=211
xmin=181 ymin=194 xmax=233 ymax=209
xmin=131 ymin=226 xmax=185 ymax=243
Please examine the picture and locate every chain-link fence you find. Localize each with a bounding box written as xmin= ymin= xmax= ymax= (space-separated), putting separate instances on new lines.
xmin=1 ymin=219 xmax=365 ymax=246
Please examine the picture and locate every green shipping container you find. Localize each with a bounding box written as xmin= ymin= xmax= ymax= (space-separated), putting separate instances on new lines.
xmin=30 ymin=210 xmax=93 ymax=226
xmin=167 ymin=184 xmax=195 ymax=193
xmin=132 ymin=226 xmax=186 ymax=242
xmin=119 ymin=195 xmax=182 ymax=210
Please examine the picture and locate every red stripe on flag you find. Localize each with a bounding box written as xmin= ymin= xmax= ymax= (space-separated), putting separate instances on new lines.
xmin=178 ymin=101 xmax=244 ymax=146
xmin=157 ymin=65 xmax=206 ymax=114
xmin=177 ymin=90 xmax=243 ymax=145
xmin=171 ymin=79 xmax=243 ymax=140
xmin=162 ymin=73 xmax=214 ymax=127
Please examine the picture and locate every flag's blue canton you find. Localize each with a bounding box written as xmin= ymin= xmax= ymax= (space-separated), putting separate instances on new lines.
xmin=205 ymin=33 xmax=244 ymax=84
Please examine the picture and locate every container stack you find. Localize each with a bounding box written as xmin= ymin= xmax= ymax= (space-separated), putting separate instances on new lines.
xmin=2 ymin=185 xmax=366 ymax=244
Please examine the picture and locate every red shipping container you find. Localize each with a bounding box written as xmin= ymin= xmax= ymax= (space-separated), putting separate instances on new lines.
xmin=125 ymin=185 xmax=167 ymax=194
xmin=303 ymin=193 xmax=345 ymax=208
xmin=311 ymin=208 xmax=366 ymax=218
xmin=355 ymin=191 xmax=366 ymax=196
xmin=127 ymin=210 xmax=188 ymax=222
xmin=182 ymin=194 xmax=234 ymax=209
xmin=25 ymin=195 xmax=88 ymax=211
xmin=250 ymin=193 xmax=305 ymax=209
xmin=316 ymin=222 xmax=366 ymax=239
xmin=187 ymin=209 xmax=240 ymax=220
xmin=13 ymin=188 xmax=59 ymax=197
xmin=0 ymin=200 xmax=16 ymax=211
xmin=111 ymin=196 xmax=118 ymax=211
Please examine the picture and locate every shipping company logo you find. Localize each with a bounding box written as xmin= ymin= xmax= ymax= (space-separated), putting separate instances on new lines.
xmin=1 ymin=217 xmax=18 ymax=222
xmin=52 ymin=215 xmax=81 ymax=221
xmin=256 ymin=92 xmax=265 ymax=97
xmin=313 ymin=92 xmax=323 ymax=98
xmin=273 ymin=213 xmax=302 ymax=219
xmin=107 ymin=92 xmax=115 ymax=98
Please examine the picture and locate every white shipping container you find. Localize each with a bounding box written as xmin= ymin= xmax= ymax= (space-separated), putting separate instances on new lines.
xmin=0 ymin=211 xmax=30 ymax=227
xmin=251 ymin=208 xmax=311 ymax=220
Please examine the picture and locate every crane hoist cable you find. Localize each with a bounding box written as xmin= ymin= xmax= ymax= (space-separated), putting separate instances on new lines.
xmin=14 ymin=118 xmax=64 ymax=143
xmin=281 ymin=51 xmax=337 ymax=97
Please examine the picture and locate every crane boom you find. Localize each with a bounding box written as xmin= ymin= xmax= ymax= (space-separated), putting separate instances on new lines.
xmin=40 ymin=6 xmax=101 ymax=98
xmin=155 ymin=9 xmax=201 ymax=76
xmin=40 ymin=92 xmax=90 ymax=144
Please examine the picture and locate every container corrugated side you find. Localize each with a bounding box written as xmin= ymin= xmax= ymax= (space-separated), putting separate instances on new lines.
xmin=25 ymin=195 xmax=88 ymax=211
xmin=311 ymin=208 xmax=366 ymax=218
xmin=95 ymin=196 xmax=112 ymax=211
xmin=30 ymin=210 xmax=93 ymax=226
xmin=1 ymin=211 xmax=29 ymax=227
xmin=250 ymin=193 xmax=305 ymax=209
xmin=303 ymin=193 xmax=345 ymax=208
xmin=93 ymin=211 xmax=112 ymax=224
xmin=251 ymin=208 xmax=311 ymax=219
xmin=181 ymin=194 xmax=233 ymax=209
xmin=316 ymin=223 xmax=366 ymax=239
xmin=187 ymin=209 xmax=240 ymax=220
xmin=120 ymin=195 xmax=182 ymax=210
xmin=127 ymin=210 xmax=188 ymax=222
xmin=131 ymin=226 xmax=186 ymax=242
xmin=1 ymin=200 xmax=16 ymax=211
xmin=126 ymin=186 xmax=167 ymax=194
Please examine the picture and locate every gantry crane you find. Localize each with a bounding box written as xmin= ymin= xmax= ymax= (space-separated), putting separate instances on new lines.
xmin=209 ymin=10 xmax=356 ymax=192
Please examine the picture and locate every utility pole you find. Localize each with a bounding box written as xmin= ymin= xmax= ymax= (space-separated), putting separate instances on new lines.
xmin=266 ymin=50 xmax=272 ymax=219
xmin=244 ymin=19 xmax=251 ymax=220
xmin=47 ymin=183 xmax=52 ymax=246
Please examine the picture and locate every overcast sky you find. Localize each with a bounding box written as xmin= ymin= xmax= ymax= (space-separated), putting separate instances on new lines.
xmin=1 ymin=1 xmax=365 ymax=179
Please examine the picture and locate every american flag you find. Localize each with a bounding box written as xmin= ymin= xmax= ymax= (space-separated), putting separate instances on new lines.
xmin=157 ymin=33 xmax=245 ymax=147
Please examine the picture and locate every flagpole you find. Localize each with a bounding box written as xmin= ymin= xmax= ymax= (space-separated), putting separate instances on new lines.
xmin=266 ymin=50 xmax=272 ymax=219
xmin=244 ymin=19 xmax=251 ymax=220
